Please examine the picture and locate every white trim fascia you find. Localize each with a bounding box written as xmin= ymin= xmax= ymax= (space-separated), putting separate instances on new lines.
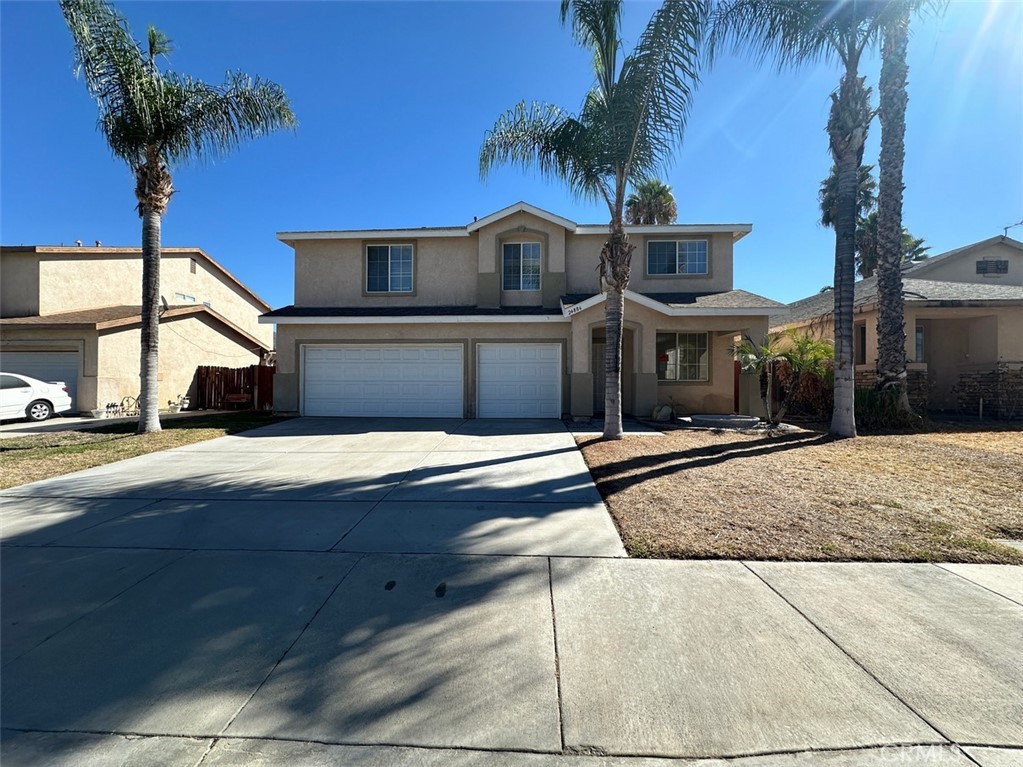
xmin=261 ymin=314 xmax=569 ymax=325
xmin=573 ymin=224 xmax=752 ymax=241
xmin=277 ymin=228 xmax=468 ymax=244
xmin=561 ymin=290 xmax=784 ymax=318
xmin=467 ymin=202 xmax=578 ymax=233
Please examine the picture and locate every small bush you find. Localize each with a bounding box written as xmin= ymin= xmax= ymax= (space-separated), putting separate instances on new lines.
xmin=855 ymin=387 xmax=920 ymax=432
xmin=776 ymin=359 xmax=834 ymax=420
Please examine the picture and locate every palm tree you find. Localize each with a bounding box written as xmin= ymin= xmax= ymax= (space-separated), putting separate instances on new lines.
xmin=874 ymin=3 xmax=913 ymax=412
xmin=819 ymin=163 xmax=876 ymax=228
xmin=854 ymin=211 xmax=929 ymax=277
xmin=710 ymin=1 xmax=892 ymax=438
xmin=731 ymin=332 xmax=785 ymax=423
xmin=776 ymin=330 xmax=834 ymax=422
xmin=626 ymin=178 xmax=678 ymax=224
xmin=480 ymin=0 xmax=706 ymax=440
xmin=61 ymin=0 xmax=295 ymax=433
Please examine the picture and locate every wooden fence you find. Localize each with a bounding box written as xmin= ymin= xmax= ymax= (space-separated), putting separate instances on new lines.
xmin=195 ymin=365 xmax=274 ymax=411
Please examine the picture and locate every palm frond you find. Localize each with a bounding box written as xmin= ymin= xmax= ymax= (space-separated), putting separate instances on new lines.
xmin=614 ymin=0 xmax=707 ymax=181
xmin=707 ymin=0 xmax=886 ymax=71
xmin=480 ymin=101 xmax=611 ymax=205
xmin=560 ymin=0 xmax=622 ymax=97
xmin=158 ymin=72 xmax=296 ymax=164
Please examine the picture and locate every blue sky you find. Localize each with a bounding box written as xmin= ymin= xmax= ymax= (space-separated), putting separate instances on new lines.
xmin=2 ymin=1 xmax=1021 ymax=308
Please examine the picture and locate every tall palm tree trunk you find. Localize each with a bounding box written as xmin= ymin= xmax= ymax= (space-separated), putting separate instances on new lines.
xmin=828 ymin=72 xmax=871 ymax=439
xmin=875 ymin=7 xmax=912 ymax=414
xmin=601 ymin=221 xmax=632 ymax=440
xmin=135 ymin=152 xmax=172 ymax=434
xmin=138 ymin=206 xmax=162 ymax=434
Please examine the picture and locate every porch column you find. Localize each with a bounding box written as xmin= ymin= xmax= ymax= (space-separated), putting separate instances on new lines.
xmin=569 ymin=316 xmax=593 ymax=418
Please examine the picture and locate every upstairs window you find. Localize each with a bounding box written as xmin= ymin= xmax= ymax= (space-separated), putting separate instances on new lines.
xmin=648 ymin=240 xmax=708 ymax=275
xmin=367 ymin=244 xmax=413 ymax=293
xmin=976 ymin=259 xmax=1009 ymax=275
xmin=502 ymin=242 xmax=541 ymax=291
xmin=175 ymin=292 xmax=196 ymax=303
xmin=656 ymin=332 xmax=709 ymax=382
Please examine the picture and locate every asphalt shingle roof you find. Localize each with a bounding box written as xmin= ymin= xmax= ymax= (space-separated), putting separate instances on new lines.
xmin=773 ymin=277 xmax=1023 ymax=327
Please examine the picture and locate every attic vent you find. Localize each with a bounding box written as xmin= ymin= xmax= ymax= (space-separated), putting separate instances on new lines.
xmin=976 ymin=259 xmax=1009 ymax=275
xmin=190 ymin=258 xmax=197 ymax=274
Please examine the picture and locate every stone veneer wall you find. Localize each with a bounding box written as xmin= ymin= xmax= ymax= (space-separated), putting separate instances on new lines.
xmin=954 ymin=365 xmax=1023 ymax=420
xmin=855 ymin=368 xmax=929 ymax=411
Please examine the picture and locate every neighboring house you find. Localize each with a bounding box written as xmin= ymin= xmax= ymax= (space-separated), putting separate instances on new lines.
xmin=772 ymin=235 xmax=1023 ymax=417
xmin=0 ymin=246 xmax=273 ymax=413
xmin=264 ymin=201 xmax=783 ymax=419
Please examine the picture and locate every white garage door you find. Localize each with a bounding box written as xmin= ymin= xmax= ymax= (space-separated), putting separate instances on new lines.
xmin=1 ymin=351 xmax=80 ymax=411
xmin=477 ymin=344 xmax=561 ymax=419
xmin=303 ymin=345 xmax=464 ymax=417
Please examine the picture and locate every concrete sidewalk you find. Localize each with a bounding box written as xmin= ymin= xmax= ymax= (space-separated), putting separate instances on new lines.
xmin=1 ymin=418 xmax=1020 ymax=766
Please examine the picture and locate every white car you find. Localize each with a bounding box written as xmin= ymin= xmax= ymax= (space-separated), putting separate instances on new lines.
xmin=0 ymin=372 xmax=74 ymax=422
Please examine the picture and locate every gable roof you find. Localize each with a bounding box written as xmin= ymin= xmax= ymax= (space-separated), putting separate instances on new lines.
xmin=0 ymin=246 xmax=271 ymax=312
xmin=0 ymin=304 xmax=271 ymax=352
xmin=773 ymin=275 xmax=1023 ymax=327
xmin=466 ymin=201 xmax=578 ymax=232
xmin=277 ymin=202 xmax=753 ymax=244
xmin=903 ymin=235 xmax=1023 ymax=278
xmin=563 ymin=289 xmax=783 ymax=318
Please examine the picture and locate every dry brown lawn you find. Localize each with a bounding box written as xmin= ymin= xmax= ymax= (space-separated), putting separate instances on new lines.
xmin=579 ymin=423 xmax=1023 ymax=563
xmin=0 ymin=412 xmax=288 ymax=490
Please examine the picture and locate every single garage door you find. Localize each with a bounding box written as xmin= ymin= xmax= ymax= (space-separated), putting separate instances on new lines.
xmin=303 ymin=345 xmax=464 ymax=417
xmin=1 ymin=351 xmax=80 ymax=411
xmin=477 ymin=343 xmax=561 ymax=418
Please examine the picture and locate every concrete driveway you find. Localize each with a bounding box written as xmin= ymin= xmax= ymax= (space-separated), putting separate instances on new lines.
xmin=1 ymin=418 xmax=1021 ymax=767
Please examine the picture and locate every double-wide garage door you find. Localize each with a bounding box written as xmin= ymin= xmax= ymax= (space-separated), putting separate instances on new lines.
xmin=302 ymin=343 xmax=561 ymax=419
xmin=304 ymin=346 xmax=464 ymax=417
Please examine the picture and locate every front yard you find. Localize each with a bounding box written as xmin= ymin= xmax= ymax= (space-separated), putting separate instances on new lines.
xmin=579 ymin=423 xmax=1023 ymax=564
xmin=0 ymin=412 xmax=287 ymax=490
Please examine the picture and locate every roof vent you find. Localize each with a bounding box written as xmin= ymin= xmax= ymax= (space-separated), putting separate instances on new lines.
xmin=95 ymin=240 xmax=101 ymax=247
xmin=75 ymin=239 xmax=83 ymax=246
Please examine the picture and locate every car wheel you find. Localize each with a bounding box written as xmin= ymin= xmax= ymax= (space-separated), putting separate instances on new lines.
xmin=26 ymin=400 xmax=53 ymax=422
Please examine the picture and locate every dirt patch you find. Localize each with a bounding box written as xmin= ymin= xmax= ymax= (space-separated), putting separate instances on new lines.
xmin=0 ymin=412 xmax=288 ymax=489
xmin=578 ymin=423 xmax=1023 ymax=563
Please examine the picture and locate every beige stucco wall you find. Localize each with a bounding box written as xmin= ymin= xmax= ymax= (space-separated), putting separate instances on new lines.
xmin=31 ymin=253 xmax=270 ymax=347
xmin=565 ymin=231 xmax=735 ymax=295
xmin=294 ymin=238 xmax=478 ymax=308
xmin=568 ymin=300 xmax=766 ymax=417
xmin=785 ymin=304 xmax=1023 ymax=410
xmin=0 ymin=252 xmax=42 ymax=317
xmin=97 ymin=314 xmax=263 ymax=409
xmin=911 ymin=241 xmax=1023 ymax=286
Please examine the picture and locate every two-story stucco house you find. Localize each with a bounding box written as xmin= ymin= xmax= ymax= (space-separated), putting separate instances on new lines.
xmin=0 ymin=245 xmax=273 ymax=413
xmin=264 ymin=202 xmax=782 ymax=420
xmin=772 ymin=235 xmax=1023 ymax=417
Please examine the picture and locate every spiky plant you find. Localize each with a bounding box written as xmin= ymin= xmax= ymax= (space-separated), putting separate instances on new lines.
xmin=62 ymin=0 xmax=295 ymax=432
xmin=480 ymin=0 xmax=706 ymax=440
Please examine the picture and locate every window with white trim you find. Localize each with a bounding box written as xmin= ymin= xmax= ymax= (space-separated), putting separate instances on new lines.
xmin=367 ymin=244 xmax=413 ymax=293
xmin=656 ymin=332 xmax=709 ymax=382
xmin=647 ymin=240 xmax=708 ymax=275
xmin=502 ymin=242 xmax=541 ymax=291
xmin=915 ymin=325 xmax=925 ymax=363
xmin=175 ymin=292 xmax=196 ymax=303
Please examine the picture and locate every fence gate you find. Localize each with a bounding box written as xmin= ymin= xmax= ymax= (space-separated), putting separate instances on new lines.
xmin=195 ymin=365 xmax=274 ymax=410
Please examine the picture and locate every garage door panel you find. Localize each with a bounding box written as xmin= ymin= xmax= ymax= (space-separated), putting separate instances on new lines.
xmin=477 ymin=344 xmax=561 ymax=419
xmin=304 ymin=345 xmax=463 ymax=418
xmin=1 ymin=351 xmax=80 ymax=411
